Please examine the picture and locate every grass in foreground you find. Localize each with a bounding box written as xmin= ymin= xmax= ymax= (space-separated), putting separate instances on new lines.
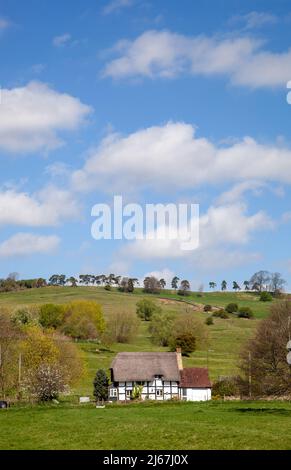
xmin=1 ymin=401 xmax=291 ymax=450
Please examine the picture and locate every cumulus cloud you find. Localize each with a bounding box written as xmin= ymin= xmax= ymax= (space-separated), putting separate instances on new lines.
xmin=103 ymin=29 xmax=291 ymax=87
xmin=0 ymin=233 xmax=60 ymax=258
xmin=119 ymin=203 xmax=273 ymax=263
xmin=0 ymin=186 xmax=80 ymax=227
xmin=72 ymin=122 xmax=291 ymax=193
xmin=0 ymin=81 xmax=92 ymax=153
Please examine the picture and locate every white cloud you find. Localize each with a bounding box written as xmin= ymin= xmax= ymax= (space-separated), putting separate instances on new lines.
xmin=103 ymin=0 xmax=135 ymax=15
xmin=0 ymin=186 xmax=80 ymax=227
xmin=103 ymin=29 xmax=291 ymax=88
xmin=0 ymin=233 xmax=60 ymax=258
xmin=72 ymin=122 xmax=291 ymax=193
xmin=144 ymin=268 xmax=174 ymax=285
xmin=230 ymin=11 xmax=278 ymax=30
xmin=119 ymin=202 xmax=273 ymax=269
xmin=53 ymin=33 xmax=72 ymax=47
xmin=216 ymin=181 xmax=266 ymax=204
xmin=0 ymin=81 xmax=91 ymax=153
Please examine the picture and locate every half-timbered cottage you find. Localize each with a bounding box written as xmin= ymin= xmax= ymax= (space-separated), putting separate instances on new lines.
xmin=108 ymin=349 xmax=211 ymax=402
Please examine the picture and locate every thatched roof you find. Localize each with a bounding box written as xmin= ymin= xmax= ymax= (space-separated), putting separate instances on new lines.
xmin=179 ymin=368 xmax=211 ymax=388
xmin=111 ymin=352 xmax=180 ymax=382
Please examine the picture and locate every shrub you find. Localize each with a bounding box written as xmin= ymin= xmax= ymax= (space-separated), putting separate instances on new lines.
xmin=238 ymin=307 xmax=254 ymax=318
xmin=225 ymin=303 xmax=238 ymax=313
xmin=212 ymin=309 xmax=229 ymax=319
xmin=205 ymin=316 xmax=214 ymax=326
xmin=104 ymin=311 xmax=139 ymax=343
xmin=104 ymin=284 xmax=111 ymax=291
xmin=136 ymin=299 xmax=161 ymax=321
xmin=203 ymin=304 xmax=212 ymax=312
xmin=39 ymin=304 xmax=64 ymax=329
xmin=259 ymin=291 xmax=273 ymax=302
xmin=12 ymin=308 xmax=34 ymax=326
xmin=171 ymin=333 xmax=196 ymax=356
xmin=212 ymin=377 xmax=239 ymax=398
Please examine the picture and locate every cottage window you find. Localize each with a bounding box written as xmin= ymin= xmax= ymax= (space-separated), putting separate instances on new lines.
xmin=109 ymin=388 xmax=117 ymax=398
xmin=156 ymin=390 xmax=163 ymax=397
xmin=126 ymin=390 xmax=132 ymax=398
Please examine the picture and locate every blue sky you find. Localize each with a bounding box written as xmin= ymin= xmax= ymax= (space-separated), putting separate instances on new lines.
xmin=1 ymin=0 xmax=291 ymax=289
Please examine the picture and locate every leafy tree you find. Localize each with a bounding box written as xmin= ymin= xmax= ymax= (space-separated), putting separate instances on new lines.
xmin=39 ymin=304 xmax=64 ymax=329
xmin=171 ymin=276 xmax=179 ymax=291
xmin=143 ymin=276 xmax=161 ymax=294
xmin=178 ymin=280 xmax=191 ymax=296
xmin=172 ymin=333 xmax=196 ymax=356
xmin=170 ymin=313 xmax=207 ymax=350
xmin=149 ymin=311 xmax=176 ymax=346
xmin=119 ymin=277 xmax=135 ymax=293
xmin=66 ymin=277 xmax=78 ymax=287
xmin=62 ymin=300 xmax=105 ymax=340
xmin=239 ymin=301 xmax=291 ymax=396
xmin=136 ymin=299 xmax=161 ymax=321
xmin=221 ymin=280 xmax=227 ymax=291
xmin=93 ymin=369 xmax=109 ymax=403
xmin=209 ymin=281 xmax=216 ymax=290
xmin=21 ymin=325 xmax=60 ymax=372
xmin=225 ymin=303 xmax=238 ymax=313
xmin=243 ymin=280 xmax=250 ymax=291
xmin=233 ymin=281 xmax=241 ymax=291
xmin=159 ymin=278 xmax=166 ymax=289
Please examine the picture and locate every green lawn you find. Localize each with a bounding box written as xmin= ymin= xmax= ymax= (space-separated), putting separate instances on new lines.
xmin=1 ymin=401 xmax=291 ymax=450
xmin=0 ymin=286 xmax=274 ymax=395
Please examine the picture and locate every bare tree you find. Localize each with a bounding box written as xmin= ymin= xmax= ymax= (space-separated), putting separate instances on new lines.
xmin=239 ymin=301 xmax=291 ymax=396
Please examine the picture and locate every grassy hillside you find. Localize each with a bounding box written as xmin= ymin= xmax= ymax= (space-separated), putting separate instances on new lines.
xmin=1 ymin=401 xmax=291 ymax=450
xmin=0 ymin=287 xmax=274 ymax=394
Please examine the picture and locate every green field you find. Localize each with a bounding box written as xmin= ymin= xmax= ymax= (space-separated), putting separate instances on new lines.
xmin=0 ymin=287 xmax=286 ymax=451
xmin=0 ymin=286 xmax=273 ymax=395
xmin=1 ymin=400 xmax=291 ymax=450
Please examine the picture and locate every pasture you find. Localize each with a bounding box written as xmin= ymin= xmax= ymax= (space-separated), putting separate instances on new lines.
xmin=1 ymin=400 xmax=290 ymax=450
